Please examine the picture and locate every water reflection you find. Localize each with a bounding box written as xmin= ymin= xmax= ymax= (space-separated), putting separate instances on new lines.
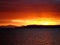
xmin=0 ymin=28 xmax=60 ymax=45
xmin=15 ymin=28 xmax=60 ymax=45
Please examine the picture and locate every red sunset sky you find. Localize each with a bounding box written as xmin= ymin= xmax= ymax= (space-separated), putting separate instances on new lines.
xmin=0 ymin=0 xmax=60 ymax=26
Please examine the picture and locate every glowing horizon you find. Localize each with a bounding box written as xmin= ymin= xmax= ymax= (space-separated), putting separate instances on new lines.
xmin=4 ymin=18 xmax=59 ymax=26
xmin=0 ymin=12 xmax=60 ymax=26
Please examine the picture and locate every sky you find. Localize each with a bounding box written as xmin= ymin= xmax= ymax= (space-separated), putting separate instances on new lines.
xmin=0 ymin=0 xmax=60 ymax=26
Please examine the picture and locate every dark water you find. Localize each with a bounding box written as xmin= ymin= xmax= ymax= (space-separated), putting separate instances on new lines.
xmin=0 ymin=28 xmax=60 ymax=45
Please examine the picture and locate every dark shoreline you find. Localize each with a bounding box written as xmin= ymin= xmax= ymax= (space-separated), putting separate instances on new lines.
xmin=0 ymin=25 xmax=60 ymax=28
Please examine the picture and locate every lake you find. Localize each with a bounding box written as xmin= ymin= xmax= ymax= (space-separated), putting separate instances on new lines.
xmin=0 ymin=27 xmax=60 ymax=45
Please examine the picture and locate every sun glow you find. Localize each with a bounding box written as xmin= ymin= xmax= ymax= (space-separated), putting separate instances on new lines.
xmin=11 ymin=18 xmax=58 ymax=26
xmin=38 ymin=21 xmax=56 ymax=25
xmin=25 ymin=20 xmax=57 ymax=25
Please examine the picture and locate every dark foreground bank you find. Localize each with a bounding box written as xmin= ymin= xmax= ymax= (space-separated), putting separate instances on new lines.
xmin=0 ymin=25 xmax=60 ymax=45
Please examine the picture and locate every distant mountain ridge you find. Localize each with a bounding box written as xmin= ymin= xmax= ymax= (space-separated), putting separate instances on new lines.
xmin=0 ymin=25 xmax=16 ymax=28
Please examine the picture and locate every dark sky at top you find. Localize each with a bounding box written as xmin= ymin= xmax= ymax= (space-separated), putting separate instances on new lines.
xmin=0 ymin=0 xmax=60 ymax=12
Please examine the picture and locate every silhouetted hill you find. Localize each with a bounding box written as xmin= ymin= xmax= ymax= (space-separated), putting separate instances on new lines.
xmin=15 ymin=25 xmax=60 ymax=28
xmin=0 ymin=25 xmax=60 ymax=29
